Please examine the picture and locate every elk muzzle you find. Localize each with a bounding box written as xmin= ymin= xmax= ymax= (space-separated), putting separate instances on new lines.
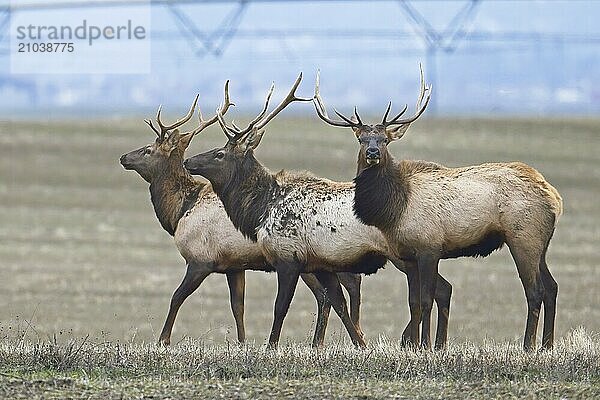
xmin=120 ymin=153 xmax=135 ymax=170
xmin=183 ymin=156 xmax=201 ymax=174
xmin=365 ymin=147 xmax=381 ymax=165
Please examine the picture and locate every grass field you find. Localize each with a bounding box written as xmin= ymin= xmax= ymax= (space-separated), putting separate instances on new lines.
xmin=1 ymin=117 xmax=599 ymax=398
xmin=1 ymin=329 xmax=598 ymax=399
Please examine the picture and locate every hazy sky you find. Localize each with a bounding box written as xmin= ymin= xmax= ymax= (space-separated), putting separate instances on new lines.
xmin=1 ymin=1 xmax=599 ymax=116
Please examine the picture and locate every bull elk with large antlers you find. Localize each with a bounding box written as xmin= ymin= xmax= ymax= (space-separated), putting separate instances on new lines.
xmin=184 ymin=74 xmax=454 ymax=349
xmin=314 ymin=66 xmax=563 ymax=350
xmin=119 ymin=83 xmax=363 ymax=347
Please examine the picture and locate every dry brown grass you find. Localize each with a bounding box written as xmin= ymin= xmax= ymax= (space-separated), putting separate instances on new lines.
xmin=0 ymin=328 xmax=599 ymax=399
xmin=1 ymin=117 xmax=599 ymax=398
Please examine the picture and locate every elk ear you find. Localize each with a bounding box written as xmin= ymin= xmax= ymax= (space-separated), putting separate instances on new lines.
xmin=166 ymin=128 xmax=179 ymax=142
xmin=178 ymin=131 xmax=195 ymax=150
xmin=244 ymin=129 xmax=265 ymax=155
xmin=160 ymin=129 xmax=180 ymax=154
xmin=385 ymin=124 xmax=410 ymax=141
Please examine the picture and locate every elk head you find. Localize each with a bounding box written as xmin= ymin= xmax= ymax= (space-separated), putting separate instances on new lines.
xmin=120 ymin=82 xmax=233 ymax=182
xmin=184 ymin=73 xmax=311 ymax=190
xmin=313 ymin=65 xmax=431 ymax=174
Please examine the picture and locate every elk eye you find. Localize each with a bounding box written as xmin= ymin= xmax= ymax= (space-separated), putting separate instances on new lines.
xmin=144 ymin=147 xmax=152 ymax=155
xmin=215 ymin=151 xmax=225 ymax=160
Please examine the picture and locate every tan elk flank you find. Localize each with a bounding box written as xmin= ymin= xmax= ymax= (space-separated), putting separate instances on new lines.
xmin=313 ymin=67 xmax=563 ymax=350
xmin=183 ymin=74 xmax=453 ymax=349
xmin=120 ymin=84 xmax=363 ymax=347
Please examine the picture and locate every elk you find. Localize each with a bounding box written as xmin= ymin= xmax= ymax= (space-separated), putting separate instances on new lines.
xmin=119 ymin=83 xmax=363 ymax=348
xmin=183 ymin=73 xmax=454 ymax=349
xmin=313 ymin=66 xmax=563 ymax=350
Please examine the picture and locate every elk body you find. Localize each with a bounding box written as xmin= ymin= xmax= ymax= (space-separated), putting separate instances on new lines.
xmin=184 ymin=74 xmax=453 ymax=349
xmin=119 ymin=86 xmax=363 ymax=347
xmin=314 ymin=68 xmax=563 ymax=350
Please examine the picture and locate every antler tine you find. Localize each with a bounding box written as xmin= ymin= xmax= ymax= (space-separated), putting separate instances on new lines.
xmin=156 ymin=94 xmax=200 ymax=133
xmin=384 ymin=104 xmax=409 ymax=126
xmin=334 ymin=108 xmax=359 ymax=126
xmin=155 ymin=104 xmax=163 ymax=125
xmin=231 ymin=121 xmax=242 ymax=131
xmin=312 ymin=70 xmax=340 ymax=124
xmin=154 ymin=105 xmax=166 ymax=140
xmin=254 ymin=72 xmax=312 ymax=131
xmin=215 ymin=104 xmax=237 ymax=140
xmin=416 ymin=63 xmax=427 ymax=107
xmin=217 ymin=82 xmax=275 ymax=140
xmin=385 ymin=64 xmax=432 ymax=127
xmin=246 ymin=82 xmax=275 ymax=132
xmin=217 ymin=73 xmax=311 ymax=144
xmin=144 ymin=118 xmax=161 ymax=138
xmin=312 ymin=70 xmax=328 ymax=116
xmin=312 ymin=70 xmax=363 ymax=128
xmin=187 ymin=80 xmax=235 ymax=136
xmin=353 ymin=106 xmax=363 ymax=125
xmin=381 ymin=102 xmax=392 ymax=125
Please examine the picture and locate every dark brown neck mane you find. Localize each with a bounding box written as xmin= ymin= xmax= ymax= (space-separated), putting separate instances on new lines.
xmin=353 ymin=156 xmax=410 ymax=232
xmin=149 ymin=154 xmax=205 ymax=236
xmin=210 ymin=154 xmax=279 ymax=242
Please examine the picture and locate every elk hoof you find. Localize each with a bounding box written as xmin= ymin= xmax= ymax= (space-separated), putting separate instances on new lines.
xmin=434 ymin=342 xmax=447 ymax=351
xmin=266 ymin=342 xmax=279 ymax=351
xmin=400 ymin=336 xmax=418 ymax=349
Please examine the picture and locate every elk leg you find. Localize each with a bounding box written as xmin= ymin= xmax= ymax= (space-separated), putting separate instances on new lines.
xmin=393 ymin=259 xmax=450 ymax=349
xmin=300 ymin=273 xmax=331 ymax=348
xmin=314 ymin=271 xmax=366 ymax=348
xmin=507 ymin=241 xmax=544 ymax=351
xmin=338 ymin=272 xmax=363 ymax=338
xmin=226 ymin=270 xmax=246 ymax=344
xmin=433 ymin=274 xmax=452 ymax=350
xmin=268 ymin=263 xmax=302 ymax=349
xmin=540 ymin=247 xmax=558 ymax=350
xmin=159 ymin=262 xmax=212 ymax=346
xmin=417 ymin=254 xmax=439 ymax=350
xmin=394 ymin=260 xmax=421 ymax=347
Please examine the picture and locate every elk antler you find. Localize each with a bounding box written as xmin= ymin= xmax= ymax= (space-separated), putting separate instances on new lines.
xmin=380 ymin=102 xmax=408 ymax=126
xmin=144 ymin=81 xmax=234 ymax=143
xmin=313 ymin=65 xmax=431 ymax=131
xmin=144 ymin=94 xmax=199 ymax=142
xmin=183 ymin=80 xmax=234 ymax=138
xmin=382 ymin=64 xmax=432 ymax=128
xmin=312 ymin=70 xmax=365 ymax=129
xmin=216 ymin=73 xmax=312 ymax=144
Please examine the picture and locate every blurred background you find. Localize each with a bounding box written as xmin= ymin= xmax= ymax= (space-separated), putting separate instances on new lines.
xmin=1 ymin=1 xmax=599 ymax=346
xmin=0 ymin=0 xmax=599 ymax=117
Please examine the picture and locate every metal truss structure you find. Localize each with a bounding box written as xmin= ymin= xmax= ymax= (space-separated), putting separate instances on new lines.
xmin=0 ymin=0 xmax=598 ymax=111
xmin=3 ymin=0 xmax=598 ymax=57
